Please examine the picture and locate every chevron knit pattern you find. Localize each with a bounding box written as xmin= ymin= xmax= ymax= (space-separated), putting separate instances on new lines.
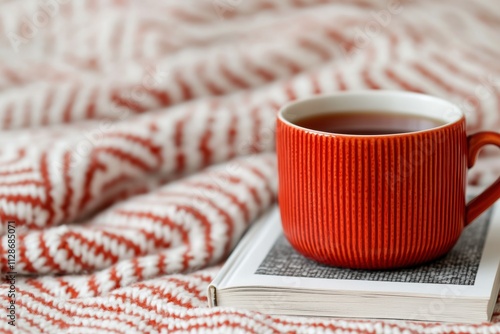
xmin=0 ymin=0 xmax=500 ymax=333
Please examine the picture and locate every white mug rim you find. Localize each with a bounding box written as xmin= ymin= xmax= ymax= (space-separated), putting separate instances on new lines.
xmin=278 ymin=90 xmax=465 ymax=138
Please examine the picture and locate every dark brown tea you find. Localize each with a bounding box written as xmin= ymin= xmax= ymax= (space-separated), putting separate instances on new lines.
xmin=294 ymin=112 xmax=446 ymax=135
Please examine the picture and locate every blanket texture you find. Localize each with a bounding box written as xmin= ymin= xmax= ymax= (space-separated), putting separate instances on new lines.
xmin=1 ymin=0 xmax=500 ymax=332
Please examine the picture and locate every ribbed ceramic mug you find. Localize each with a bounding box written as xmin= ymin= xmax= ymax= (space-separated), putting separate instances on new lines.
xmin=276 ymin=91 xmax=500 ymax=270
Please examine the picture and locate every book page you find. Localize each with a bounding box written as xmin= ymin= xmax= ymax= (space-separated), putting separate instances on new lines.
xmin=221 ymin=203 xmax=500 ymax=299
xmin=256 ymin=214 xmax=489 ymax=285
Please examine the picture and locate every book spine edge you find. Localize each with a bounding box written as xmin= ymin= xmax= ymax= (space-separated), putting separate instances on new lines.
xmin=208 ymin=285 xmax=217 ymax=307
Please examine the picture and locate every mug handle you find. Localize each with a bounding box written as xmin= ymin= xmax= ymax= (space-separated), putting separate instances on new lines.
xmin=465 ymin=131 xmax=500 ymax=226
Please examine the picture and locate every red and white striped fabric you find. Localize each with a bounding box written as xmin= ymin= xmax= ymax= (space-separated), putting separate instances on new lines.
xmin=0 ymin=0 xmax=499 ymax=332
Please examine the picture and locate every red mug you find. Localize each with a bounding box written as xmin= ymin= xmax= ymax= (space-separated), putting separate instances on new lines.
xmin=276 ymin=91 xmax=500 ymax=269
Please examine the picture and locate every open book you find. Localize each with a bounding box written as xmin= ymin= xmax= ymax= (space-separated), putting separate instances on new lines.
xmin=208 ymin=202 xmax=500 ymax=323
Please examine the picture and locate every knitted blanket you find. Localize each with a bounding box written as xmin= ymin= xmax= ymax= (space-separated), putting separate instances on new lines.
xmin=1 ymin=0 xmax=500 ymax=332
